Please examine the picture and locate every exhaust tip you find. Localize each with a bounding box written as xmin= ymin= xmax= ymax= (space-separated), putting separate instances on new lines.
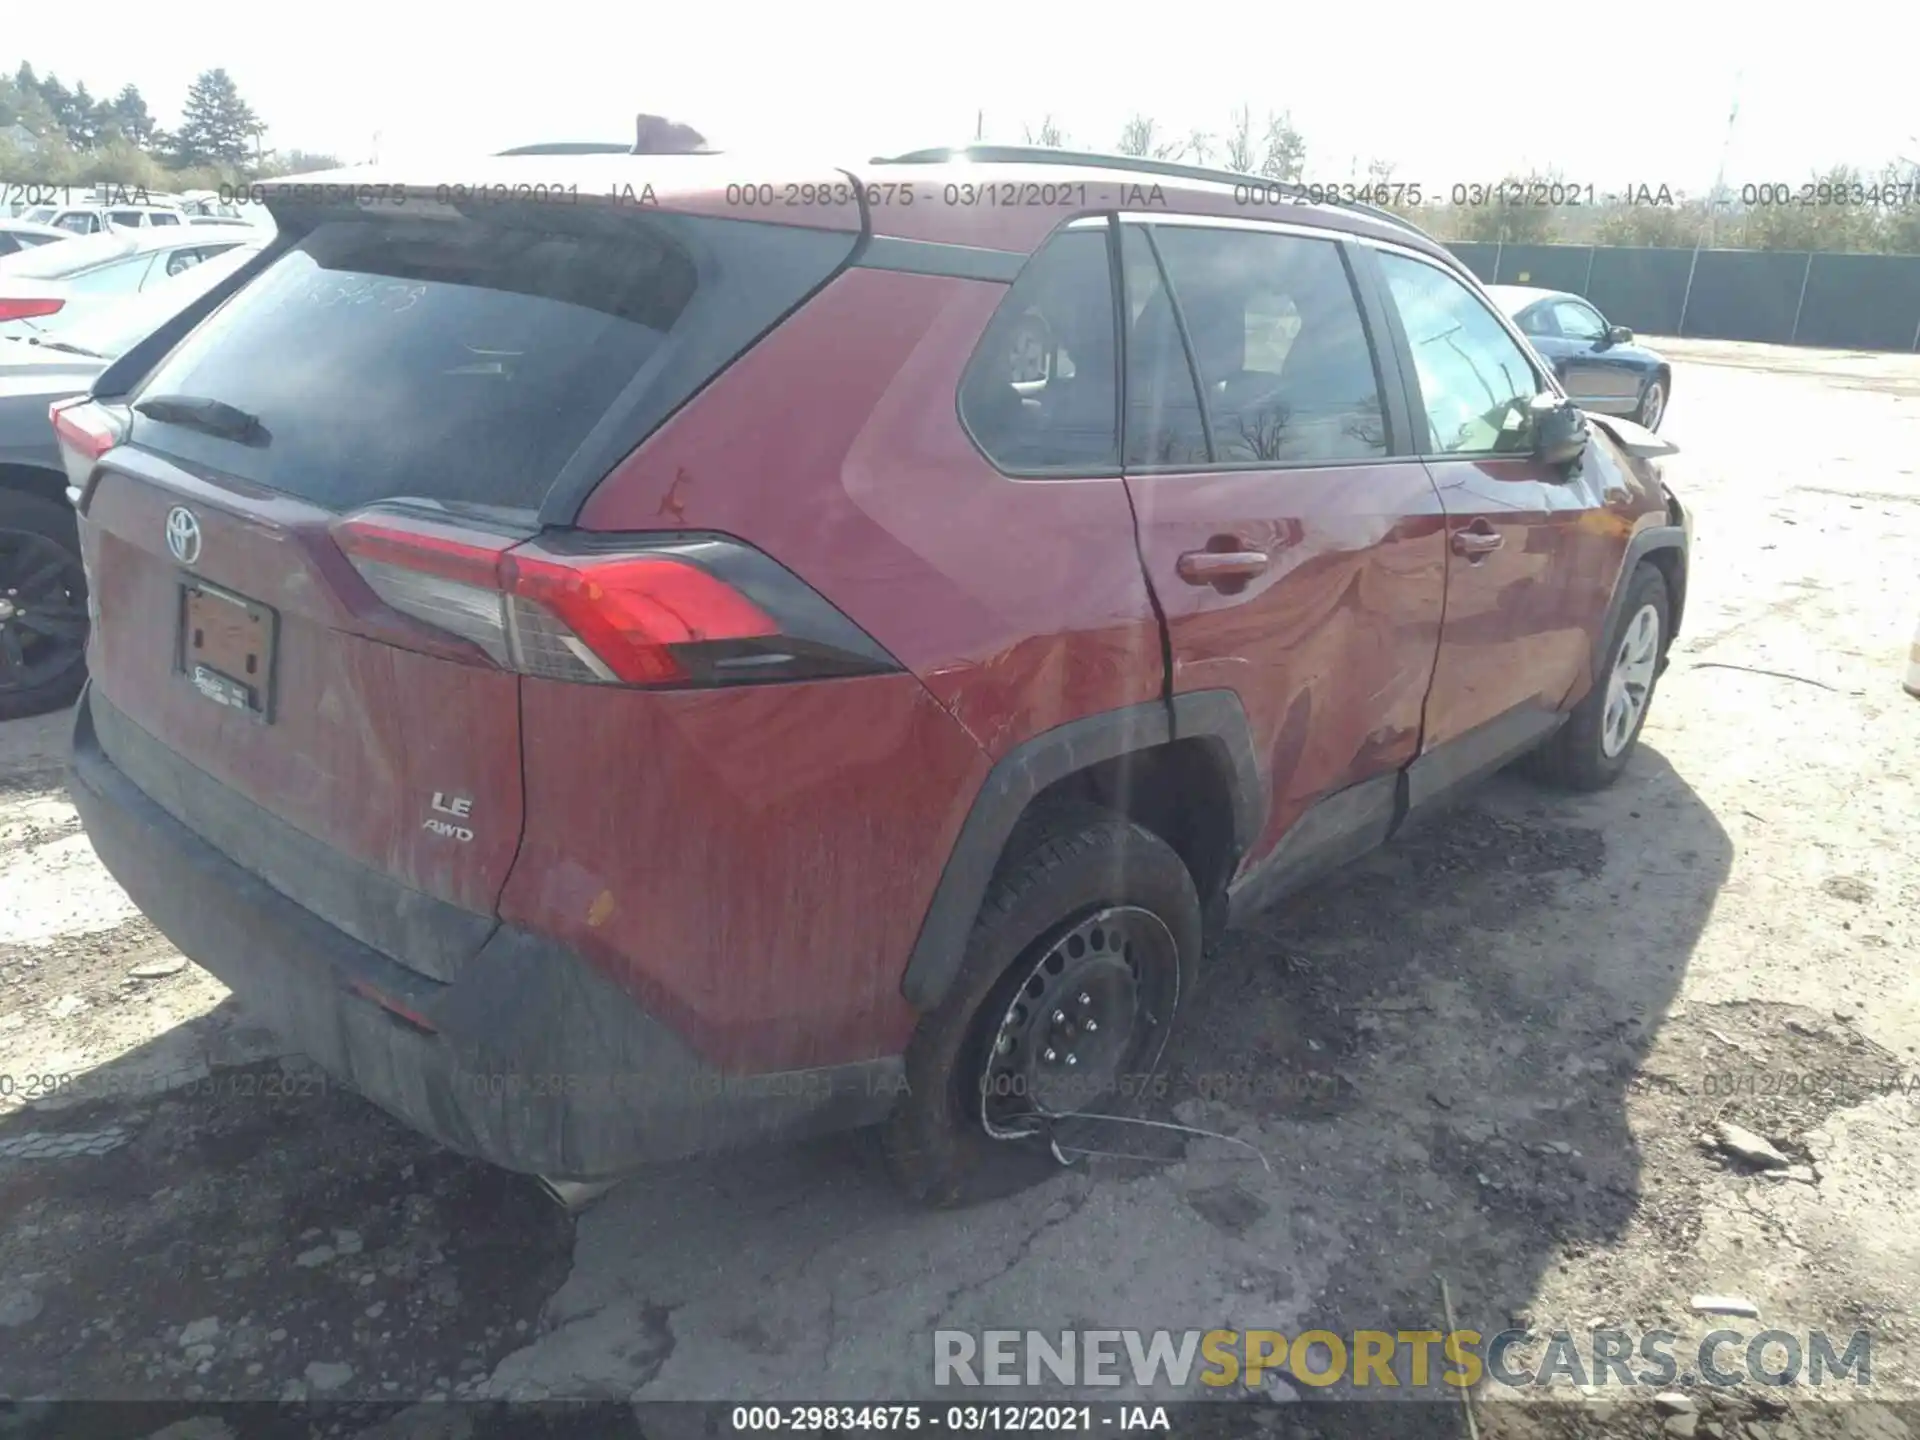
xmin=537 ymin=1176 xmax=625 ymax=1215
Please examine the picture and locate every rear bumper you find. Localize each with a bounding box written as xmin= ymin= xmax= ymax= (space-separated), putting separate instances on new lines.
xmin=69 ymin=685 xmax=902 ymax=1178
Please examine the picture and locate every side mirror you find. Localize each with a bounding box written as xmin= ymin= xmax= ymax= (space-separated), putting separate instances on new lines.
xmin=1604 ymin=324 xmax=1633 ymax=346
xmin=1529 ymin=392 xmax=1589 ymax=467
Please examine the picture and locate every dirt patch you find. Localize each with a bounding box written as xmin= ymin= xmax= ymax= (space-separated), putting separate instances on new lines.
xmin=0 ymin=1052 xmax=573 ymax=1406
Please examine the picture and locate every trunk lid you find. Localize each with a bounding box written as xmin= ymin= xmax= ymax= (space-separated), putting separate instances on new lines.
xmin=73 ymin=185 xmax=859 ymax=980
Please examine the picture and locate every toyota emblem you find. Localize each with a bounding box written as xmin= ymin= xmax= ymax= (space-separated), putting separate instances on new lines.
xmin=165 ymin=506 xmax=202 ymax=566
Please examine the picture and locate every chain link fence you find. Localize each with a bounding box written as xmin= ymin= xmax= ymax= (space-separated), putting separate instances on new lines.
xmin=1449 ymin=243 xmax=1920 ymax=352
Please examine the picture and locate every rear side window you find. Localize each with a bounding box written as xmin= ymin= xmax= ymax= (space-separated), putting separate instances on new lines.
xmin=129 ymin=209 xmax=856 ymax=514
xmin=1146 ymin=226 xmax=1387 ymax=465
xmin=958 ymin=227 xmax=1118 ymax=473
xmin=110 ymin=210 xmax=146 ymax=227
xmin=152 ymin=211 xmax=182 ymax=226
xmin=66 ymin=253 xmax=158 ymax=296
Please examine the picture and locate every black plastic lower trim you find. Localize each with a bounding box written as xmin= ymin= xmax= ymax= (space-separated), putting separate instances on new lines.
xmin=1595 ymin=523 xmax=1688 ymax=678
xmin=899 ymin=691 xmax=1261 ymax=1010
xmin=1404 ymin=703 xmax=1564 ymax=815
xmin=1226 ymin=770 xmax=1400 ymax=927
xmin=70 ymin=686 xmax=900 ymax=1178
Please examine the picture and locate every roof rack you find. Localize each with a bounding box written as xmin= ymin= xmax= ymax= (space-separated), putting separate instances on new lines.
xmin=872 ymin=144 xmax=1441 ymax=247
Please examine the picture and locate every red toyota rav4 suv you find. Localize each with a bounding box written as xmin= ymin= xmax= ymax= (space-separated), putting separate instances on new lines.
xmin=59 ymin=144 xmax=1690 ymax=1205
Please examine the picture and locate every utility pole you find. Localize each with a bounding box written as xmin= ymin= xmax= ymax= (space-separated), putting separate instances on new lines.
xmin=975 ymin=109 xmax=984 ymax=142
xmin=1680 ymin=68 xmax=1742 ymax=337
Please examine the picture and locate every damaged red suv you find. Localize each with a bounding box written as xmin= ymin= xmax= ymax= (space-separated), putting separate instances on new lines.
xmin=62 ymin=143 xmax=1690 ymax=1204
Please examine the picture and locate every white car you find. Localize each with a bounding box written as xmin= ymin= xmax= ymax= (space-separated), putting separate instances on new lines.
xmin=0 ymin=228 xmax=251 ymax=338
xmin=19 ymin=201 xmax=189 ymax=237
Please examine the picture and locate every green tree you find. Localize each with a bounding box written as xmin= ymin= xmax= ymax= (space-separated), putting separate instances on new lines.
xmin=1738 ymin=165 xmax=1880 ymax=253
xmin=1594 ymin=200 xmax=1704 ymax=248
xmin=1875 ymin=163 xmax=1920 ymax=254
xmin=67 ymin=81 xmax=101 ymax=148
xmin=36 ymin=74 xmax=80 ymax=142
xmin=103 ymin=84 xmax=156 ymax=148
xmin=0 ymin=72 xmax=59 ymax=136
xmin=170 ymin=68 xmax=260 ymax=168
xmin=1445 ymin=172 xmax=1563 ymax=243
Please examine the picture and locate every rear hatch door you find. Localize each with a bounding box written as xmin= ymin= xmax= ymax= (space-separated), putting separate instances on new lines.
xmin=75 ymin=186 xmax=860 ymax=978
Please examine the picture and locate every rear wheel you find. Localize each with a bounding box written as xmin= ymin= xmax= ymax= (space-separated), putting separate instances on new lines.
xmin=883 ymin=804 xmax=1200 ymax=1207
xmin=0 ymin=489 xmax=89 ymax=722
xmin=1527 ymin=563 xmax=1669 ymax=791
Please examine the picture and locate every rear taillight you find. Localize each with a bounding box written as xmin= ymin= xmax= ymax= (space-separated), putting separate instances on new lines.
xmin=49 ymin=397 xmax=130 ymax=498
xmin=0 ymin=296 xmax=64 ymax=323
xmin=332 ymin=509 xmax=898 ymax=689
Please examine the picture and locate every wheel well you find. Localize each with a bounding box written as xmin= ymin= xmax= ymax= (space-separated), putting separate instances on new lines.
xmin=0 ymin=462 xmax=70 ymax=509
xmin=1643 ymin=546 xmax=1685 ymax=643
xmin=1027 ymin=737 xmax=1240 ymax=930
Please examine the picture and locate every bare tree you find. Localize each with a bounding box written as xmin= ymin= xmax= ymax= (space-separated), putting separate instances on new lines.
xmin=1258 ymin=112 xmax=1306 ymax=183
xmin=1117 ymin=114 xmax=1188 ymax=162
xmin=1023 ymin=115 xmax=1066 ymax=148
xmin=1223 ymin=106 xmax=1256 ymax=173
xmin=1116 ymin=115 xmax=1156 ymax=157
xmin=1186 ymin=129 xmax=1216 ymax=166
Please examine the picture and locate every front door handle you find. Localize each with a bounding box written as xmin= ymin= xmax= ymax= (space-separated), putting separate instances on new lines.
xmin=1450 ymin=522 xmax=1504 ymax=560
xmin=1176 ymin=548 xmax=1271 ymax=587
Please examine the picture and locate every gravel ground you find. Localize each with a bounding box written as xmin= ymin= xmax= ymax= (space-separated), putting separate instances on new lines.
xmin=1 ymin=335 xmax=1917 ymax=1440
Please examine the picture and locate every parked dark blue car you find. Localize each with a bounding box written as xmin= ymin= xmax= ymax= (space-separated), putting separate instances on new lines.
xmin=1489 ymin=285 xmax=1671 ymax=431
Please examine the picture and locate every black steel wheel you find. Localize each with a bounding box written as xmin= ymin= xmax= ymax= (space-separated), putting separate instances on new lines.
xmin=0 ymin=489 xmax=90 ymax=722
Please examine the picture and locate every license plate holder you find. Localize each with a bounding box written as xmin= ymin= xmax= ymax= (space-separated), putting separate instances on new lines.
xmin=178 ymin=581 xmax=278 ymax=721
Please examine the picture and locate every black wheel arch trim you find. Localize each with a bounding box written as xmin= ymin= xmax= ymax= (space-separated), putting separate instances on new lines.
xmin=899 ymin=690 xmax=1262 ymax=1010
xmin=1595 ymin=524 xmax=1687 ymax=678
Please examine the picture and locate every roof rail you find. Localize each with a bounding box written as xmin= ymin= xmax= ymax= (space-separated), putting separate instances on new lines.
xmin=872 ymin=144 xmax=1442 ymax=247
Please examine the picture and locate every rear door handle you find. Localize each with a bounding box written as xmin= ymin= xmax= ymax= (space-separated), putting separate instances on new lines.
xmin=1450 ymin=523 xmax=1504 ymax=560
xmin=1176 ymin=548 xmax=1271 ymax=586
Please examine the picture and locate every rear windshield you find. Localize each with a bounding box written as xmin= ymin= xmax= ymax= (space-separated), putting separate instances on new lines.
xmin=129 ymin=209 xmax=855 ymax=515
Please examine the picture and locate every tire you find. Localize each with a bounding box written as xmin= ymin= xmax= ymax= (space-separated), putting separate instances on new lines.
xmin=0 ymin=487 xmax=90 ymax=723
xmin=1527 ymin=563 xmax=1670 ymax=792
xmin=883 ymin=803 xmax=1201 ymax=1207
xmin=1633 ymin=373 xmax=1668 ymax=431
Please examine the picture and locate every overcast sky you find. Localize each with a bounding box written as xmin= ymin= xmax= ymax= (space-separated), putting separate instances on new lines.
xmin=10 ymin=0 xmax=1918 ymax=187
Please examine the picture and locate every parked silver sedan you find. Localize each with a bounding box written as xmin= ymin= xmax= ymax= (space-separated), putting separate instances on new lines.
xmin=0 ymin=228 xmax=252 ymax=339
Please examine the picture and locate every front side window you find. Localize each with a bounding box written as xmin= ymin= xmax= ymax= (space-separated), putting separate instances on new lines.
xmin=1379 ymin=252 xmax=1543 ymax=456
xmin=1147 ymin=226 xmax=1387 ymax=465
xmin=1551 ymin=299 xmax=1607 ymax=342
xmin=58 ymin=211 xmax=100 ymax=235
xmin=958 ymin=227 xmax=1119 ymax=473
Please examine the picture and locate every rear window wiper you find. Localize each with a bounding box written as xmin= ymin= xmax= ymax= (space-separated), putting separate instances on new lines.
xmin=133 ymin=393 xmax=271 ymax=447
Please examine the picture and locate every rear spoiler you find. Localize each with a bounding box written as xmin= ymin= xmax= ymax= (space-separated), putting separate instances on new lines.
xmin=495 ymin=115 xmax=713 ymax=159
xmin=1586 ymin=411 xmax=1678 ymax=460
